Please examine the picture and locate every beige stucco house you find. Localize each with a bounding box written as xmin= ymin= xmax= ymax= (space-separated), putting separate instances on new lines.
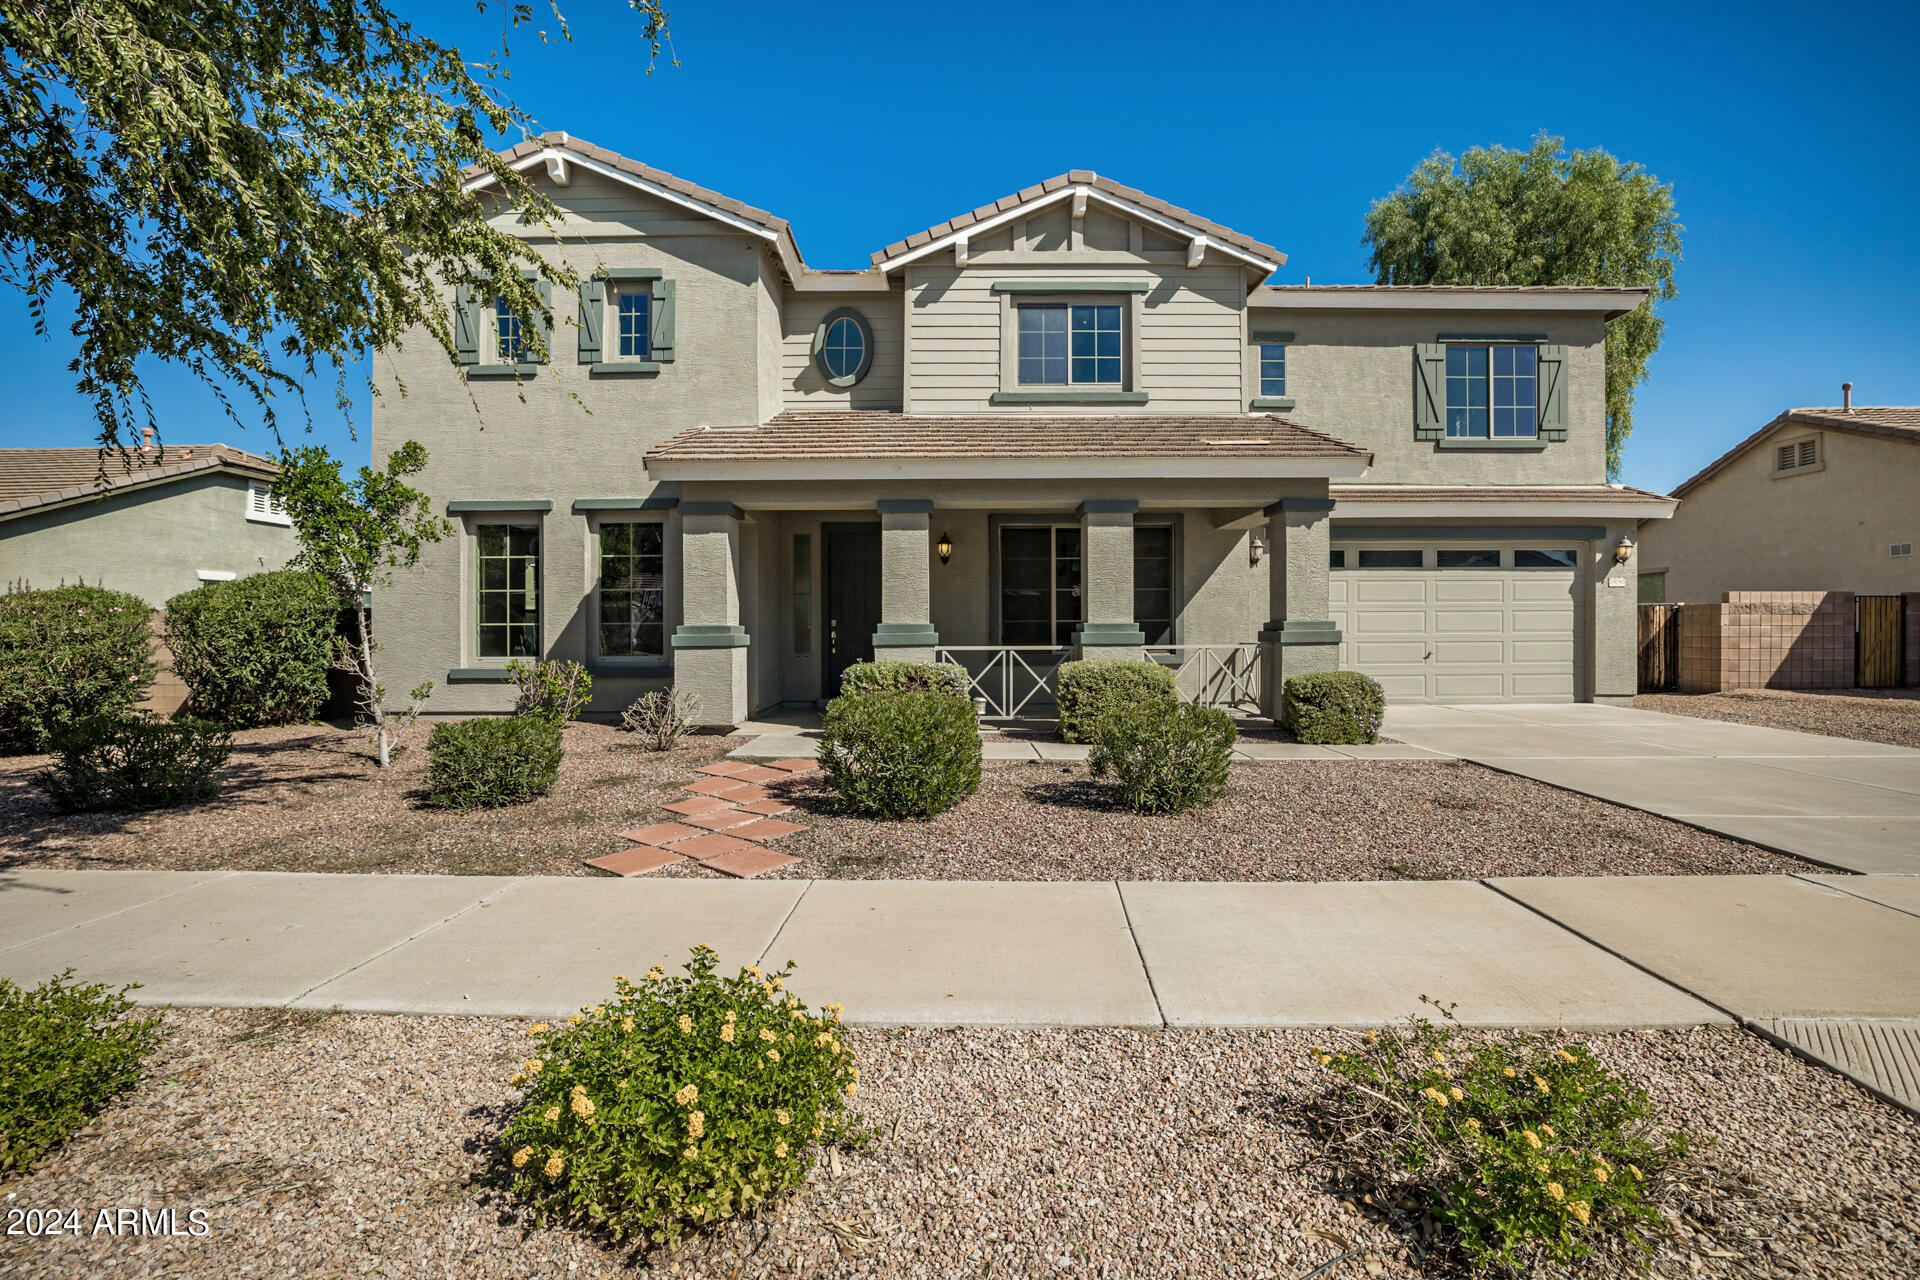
xmin=373 ymin=133 xmax=1674 ymax=727
xmin=0 ymin=438 xmax=296 ymax=605
xmin=1636 ymin=400 xmax=1919 ymax=604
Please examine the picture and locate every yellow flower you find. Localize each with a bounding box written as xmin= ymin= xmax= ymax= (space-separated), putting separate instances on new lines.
xmin=775 ymin=1141 xmax=789 ymax=1158
xmin=1314 ymin=1054 xmax=1331 ymax=1067
xmin=1421 ymin=1087 xmax=1448 ymax=1107
xmin=544 ymin=1152 xmax=564 ymax=1177
xmin=845 ymin=1081 xmax=857 ymax=1097
xmin=674 ymin=1084 xmax=699 ymax=1107
xmin=688 ymin=1110 xmax=705 ymax=1138
xmin=678 ymin=1014 xmax=693 ymax=1034
xmin=1502 ymin=1066 xmax=1517 ymax=1078
xmin=1449 ymin=1087 xmax=1463 ymax=1101
xmin=525 ymin=1058 xmax=543 ymax=1074
xmin=771 ymin=976 xmax=784 ymax=991
xmin=1628 ymin=1164 xmax=1644 ymax=1182
xmin=1365 ymin=1031 xmax=1378 ymax=1042
xmin=571 ymin=1094 xmax=596 ymax=1119
xmin=590 ymin=1005 xmax=603 ymax=1017
xmin=759 ymin=1028 xmax=777 ymax=1042
xmin=568 ymin=1013 xmax=582 ymax=1025
xmin=613 ymin=974 xmax=628 ymax=984
xmin=683 ymin=1146 xmax=698 ymax=1159
xmin=767 ymin=1049 xmax=781 ymax=1062
xmin=1570 ymin=1201 xmax=1591 ymax=1225
xmin=830 ymin=1040 xmax=842 ymax=1056
xmin=509 ymin=1072 xmax=527 ymax=1087
xmin=776 ymin=1109 xmax=791 ymax=1125
xmin=1431 ymin=1049 xmax=1446 ymax=1063
xmin=1540 ymin=1124 xmax=1555 ymax=1138
xmin=745 ymin=964 xmax=761 ymax=978
xmin=1535 ymin=1160 xmax=1548 ymax=1173
xmin=527 ymin=1023 xmax=549 ymax=1035
xmin=790 ymin=1008 xmax=807 ymax=1021
xmin=1547 ymin=1182 xmax=1565 ymax=1202
xmin=511 ymin=1146 xmax=531 ymax=1168
xmin=1556 ymin=1048 xmax=1578 ymax=1064
xmin=1523 ymin=1130 xmax=1542 ymax=1149
xmin=622 ymin=1017 xmax=634 ymax=1032
xmin=816 ymin=1032 xmax=832 ymax=1047
xmin=823 ymin=1002 xmax=844 ymax=1021
xmin=690 ymin=1203 xmax=706 ymax=1219
xmin=1593 ymin=1166 xmax=1609 ymax=1183
xmin=1533 ymin=1075 xmax=1550 ymax=1094
xmin=725 ymin=1010 xmax=737 ymax=1023
xmin=1462 ymin=1118 xmax=1480 ymax=1130
xmin=646 ymin=965 xmax=664 ymax=979
xmin=720 ymin=1023 xmax=735 ymax=1043
xmin=813 ymin=1122 xmax=824 ymax=1139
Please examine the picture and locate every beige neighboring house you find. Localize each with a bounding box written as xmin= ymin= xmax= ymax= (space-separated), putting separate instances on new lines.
xmin=0 ymin=436 xmax=297 ymax=606
xmin=1637 ymin=397 xmax=1919 ymax=604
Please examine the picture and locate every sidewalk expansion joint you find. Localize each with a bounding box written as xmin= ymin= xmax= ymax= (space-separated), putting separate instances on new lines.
xmin=1113 ymin=882 xmax=1169 ymax=1028
xmin=283 ymin=877 xmax=532 ymax=1009
xmin=1791 ymin=873 xmax=1920 ymax=921
xmin=757 ymin=879 xmax=815 ymax=970
xmin=0 ymin=869 xmax=241 ymax=955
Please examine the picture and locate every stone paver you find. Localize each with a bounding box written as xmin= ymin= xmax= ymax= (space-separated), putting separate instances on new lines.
xmin=1489 ymin=875 xmax=1920 ymax=1020
xmin=768 ymin=759 xmax=819 ymax=773
xmin=1121 ymin=880 xmax=1720 ymax=1029
xmin=728 ymin=817 xmax=805 ymax=841
xmin=682 ymin=809 xmax=761 ymax=831
xmin=700 ymin=848 xmax=801 ymax=879
xmin=620 ymin=821 xmax=704 ymax=845
xmin=736 ymin=798 xmax=796 ymax=816
xmin=684 ymin=776 xmax=754 ymax=796
xmin=666 ymin=833 xmax=756 ymax=860
xmin=0 ymin=869 xmax=233 ymax=952
xmin=585 ymin=847 xmax=686 ymax=877
xmin=696 ymin=761 xmax=756 ymax=778
xmin=662 ymin=795 xmax=738 ymax=818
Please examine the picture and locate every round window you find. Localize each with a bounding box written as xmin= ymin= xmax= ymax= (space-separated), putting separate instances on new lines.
xmin=813 ymin=308 xmax=872 ymax=387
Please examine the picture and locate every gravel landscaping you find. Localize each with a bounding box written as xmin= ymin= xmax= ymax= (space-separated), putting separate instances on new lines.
xmin=1635 ymin=689 xmax=1920 ymax=750
xmin=2 ymin=1009 xmax=1914 ymax=1279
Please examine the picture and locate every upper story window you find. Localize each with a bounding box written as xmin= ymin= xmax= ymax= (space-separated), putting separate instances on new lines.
xmin=813 ymin=308 xmax=873 ymax=387
xmin=246 ymin=481 xmax=290 ymax=526
xmin=477 ymin=525 xmax=540 ymax=659
xmin=1259 ymin=343 xmax=1287 ymax=398
xmin=1774 ymin=435 xmax=1820 ymax=473
xmin=615 ymin=286 xmax=650 ymax=360
xmin=1446 ymin=344 xmax=1537 ymax=438
xmin=493 ymin=297 xmax=528 ymax=363
xmin=1018 ymin=303 xmax=1122 ymax=387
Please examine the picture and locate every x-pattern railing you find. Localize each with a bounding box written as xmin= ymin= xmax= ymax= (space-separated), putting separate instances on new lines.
xmin=1146 ymin=645 xmax=1262 ymax=712
xmin=934 ymin=646 xmax=1071 ymax=719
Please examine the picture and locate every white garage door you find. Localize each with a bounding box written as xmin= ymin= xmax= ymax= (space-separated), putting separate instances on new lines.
xmin=1329 ymin=545 xmax=1579 ymax=703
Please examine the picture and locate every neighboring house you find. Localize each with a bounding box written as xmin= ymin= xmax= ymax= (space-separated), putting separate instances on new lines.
xmin=374 ymin=133 xmax=1675 ymax=726
xmin=1636 ymin=398 xmax=1919 ymax=604
xmin=0 ymin=435 xmax=296 ymax=605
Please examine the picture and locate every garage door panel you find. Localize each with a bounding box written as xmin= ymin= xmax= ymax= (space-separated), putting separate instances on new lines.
xmin=1512 ymin=672 xmax=1576 ymax=698
xmin=1370 ymin=673 xmax=1432 ymax=699
xmin=1432 ymin=611 xmax=1506 ymax=634
xmin=1352 ymin=641 xmax=1429 ymax=664
xmin=1431 ymin=673 xmax=1506 ymax=699
xmin=1511 ymin=610 xmax=1573 ymax=632
xmin=1432 ymin=641 xmax=1503 ymax=664
xmin=1512 ymin=578 xmax=1576 ymax=603
xmin=1512 ymin=640 xmax=1574 ymax=663
xmin=1433 ymin=578 xmax=1505 ymax=603
xmin=1357 ymin=610 xmax=1430 ymax=634
xmin=1351 ymin=579 xmax=1429 ymax=604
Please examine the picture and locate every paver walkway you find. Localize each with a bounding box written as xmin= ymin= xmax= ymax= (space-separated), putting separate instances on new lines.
xmin=1382 ymin=704 xmax=1920 ymax=875
xmin=586 ymin=758 xmax=817 ymax=878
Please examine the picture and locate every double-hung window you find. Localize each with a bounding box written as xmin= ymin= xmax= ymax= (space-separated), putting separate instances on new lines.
xmin=1018 ymin=303 xmax=1123 ymax=387
xmin=1258 ymin=343 xmax=1287 ymax=398
xmin=477 ymin=525 xmax=540 ymax=658
xmin=614 ymin=285 xmax=650 ymax=361
xmin=597 ymin=522 xmax=665 ymax=659
xmin=1445 ymin=344 xmax=1537 ymax=438
xmin=493 ymin=297 xmax=528 ymax=364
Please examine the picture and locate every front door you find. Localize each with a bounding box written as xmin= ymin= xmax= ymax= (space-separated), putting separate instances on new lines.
xmin=823 ymin=523 xmax=882 ymax=696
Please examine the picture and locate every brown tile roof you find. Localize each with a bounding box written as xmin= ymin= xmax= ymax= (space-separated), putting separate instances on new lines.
xmin=1261 ymin=284 xmax=1649 ymax=295
xmin=871 ymin=172 xmax=1286 ymax=269
xmin=1331 ymin=484 xmax=1673 ymax=504
xmin=646 ymin=411 xmax=1366 ymax=462
xmin=0 ymin=445 xmax=278 ymax=517
xmin=1671 ymin=406 xmax=1920 ymax=499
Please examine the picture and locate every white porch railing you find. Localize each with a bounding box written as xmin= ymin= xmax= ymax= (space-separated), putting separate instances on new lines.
xmin=1146 ymin=644 xmax=1263 ymax=712
xmin=934 ymin=646 xmax=1071 ymax=719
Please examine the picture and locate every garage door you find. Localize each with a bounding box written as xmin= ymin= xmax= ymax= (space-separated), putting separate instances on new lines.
xmin=1329 ymin=545 xmax=1579 ymax=703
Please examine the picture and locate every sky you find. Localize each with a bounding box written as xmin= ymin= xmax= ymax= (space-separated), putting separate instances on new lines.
xmin=5 ymin=0 xmax=1917 ymax=494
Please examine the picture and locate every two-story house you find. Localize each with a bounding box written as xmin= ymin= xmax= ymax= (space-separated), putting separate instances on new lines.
xmin=373 ymin=133 xmax=1675 ymax=728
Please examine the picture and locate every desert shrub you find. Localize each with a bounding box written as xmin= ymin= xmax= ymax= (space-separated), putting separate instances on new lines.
xmin=1283 ymin=670 xmax=1386 ymax=744
xmin=1088 ymin=700 xmax=1235 ymax=814
xmin=1311 ymin=999 xmax=1689 ymax=1273
xmin=836 ymin=659 xmax=970 ymax=700
xmin=506 ymin=658 xmax=593 ymax=723
xmin=424 ymin=715 xmax=562 ymax=808
xmin=620 ymin=687 xmax=702 ymax=751
xmin=162 ymin=569 xmax=339 ymax=728
xmin=0 ymin=584 xmax=155 ymax=754
xmin=0 ymin=970 xmax=169 ymax=1173
xmin=35 ymin=714 xmax=233 ymax=812
xmin=818 ymin=689 xmax=980 ymax=819
xmin=500 ymin=947 xmax=868 ymax=1243
xmin=1054 ymin=658 xmax=1178 ymax=744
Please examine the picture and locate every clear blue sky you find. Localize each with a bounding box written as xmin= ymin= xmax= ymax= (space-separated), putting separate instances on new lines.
xmin=6 ymin=0 xmax=1916 ymax=493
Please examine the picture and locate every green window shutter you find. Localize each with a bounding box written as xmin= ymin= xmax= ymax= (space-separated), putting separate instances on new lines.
xmin=649 ymin=278 xmax=675 ymax=362
xmin=1413 ymin=343 xmax=1445 ymax=440
xmin=1536 ymin=345 xmax=1568 ymax=440
xmin=533 ymin=278 xmax=553 ymax=364
xmin=454 ymin=285 xmax=480 ymax=366
xmin=578 ymin=280 xmax=604 ymax=364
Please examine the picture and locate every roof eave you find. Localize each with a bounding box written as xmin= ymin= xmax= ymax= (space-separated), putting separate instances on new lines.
xmin=0 ymin=456 xmax=276 ymax=524
xmin=645 ymin=455 xmax=1370 ymax=482
xmin=1249 ymin=287 xmax=1651 ymax=318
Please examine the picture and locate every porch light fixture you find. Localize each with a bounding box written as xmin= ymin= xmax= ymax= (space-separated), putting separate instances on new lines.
xmin=1612 ymin=534 xmax=1635 ymax=567
xmin=936 ymin=532 xmax=954 ymax=565
xmin=1249 ymin=534 xmax=1267 ymax=566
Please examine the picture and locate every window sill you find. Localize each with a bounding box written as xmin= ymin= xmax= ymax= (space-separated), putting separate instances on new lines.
xmin=1434 ymin=437 xmax=1549 ymax=450
xmin=1250 ymin=397 xmax=1296 ymax=411
xmin=991 ymin=390 xmax=1149 ymax=406
xmin=589 ymin=361 xmax=662 ymax=377
xmin=447 ymin=667 xmax=515 ymax=682
xmin=245 ymin=514 xmax=293 ymax=527
xmin=586 ymin=662 xmax=673 ymax=678
xmin=466 ymin=363 xmax=542 ymax=378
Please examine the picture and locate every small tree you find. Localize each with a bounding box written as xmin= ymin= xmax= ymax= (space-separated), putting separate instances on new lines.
xmin=274 ymin=442 xmax=448 ymax=766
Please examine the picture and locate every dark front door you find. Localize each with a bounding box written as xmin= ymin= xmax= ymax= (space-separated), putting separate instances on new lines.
xmin=823 ymin=523 xmax=882 ymax=696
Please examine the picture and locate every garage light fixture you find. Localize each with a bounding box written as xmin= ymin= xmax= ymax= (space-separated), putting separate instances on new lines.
xmin=1612 ymin=534 xmax=1635 ymax=567
xmin=1249 ymin=534 xmax=1267 ymax=566
xmin=936 ymin=532 xmax=954 ymax=565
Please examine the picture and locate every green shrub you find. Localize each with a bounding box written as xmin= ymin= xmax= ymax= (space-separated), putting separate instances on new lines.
xmin=1283 ymin=670 xmax=1387 ymax=744
xmin=0 ymin=584 xmax=155 ymax=754
xmin=162 ymin=569 xmax=340 ymax=728
xmin=505 ymin=658 xmax=593 ymax=723
xmin=0 ymin=970 xmax=169 ymax=1173
xmin=35 ymin=714 xmax=233 ymax=812
xmin=1088 ymin=700 xmax=1236 ymax=814
xmin=819 ymin=690 xmax=980 ymax=819
xmin=1312 ymin=999 xmax=1689 ymax=1272
xmin=1054 ymin=658 xmax=1178 ymax=744
xmin=424 ymin=715 xmax=563 ymax=808
xmin=837 ymin=659 xmax=971 ymax=699
xmin=500 ymin=948 xmax=868 ymax=1243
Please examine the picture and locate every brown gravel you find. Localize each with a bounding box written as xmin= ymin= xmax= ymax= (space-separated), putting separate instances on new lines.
xmin=1635 ymin=689 xmax=1920 ymax=751
xmin=3 ymin=1010 xmax=1915 ymax=1279
xmin=0 ymin=723 xmax=747 ymax=877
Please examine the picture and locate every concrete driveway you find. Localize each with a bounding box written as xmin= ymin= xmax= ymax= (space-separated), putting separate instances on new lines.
xmin=1383 ymin=704 xmax=1920 ymax=874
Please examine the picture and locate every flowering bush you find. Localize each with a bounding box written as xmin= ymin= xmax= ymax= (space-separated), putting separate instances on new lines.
xmin=500 ymin=947 xmax=868 ymax=1243
xmin=0 ymin=583 xmax=155 ymax=754
xmin=1310 ymin=999 xmax=1688 ymax=1272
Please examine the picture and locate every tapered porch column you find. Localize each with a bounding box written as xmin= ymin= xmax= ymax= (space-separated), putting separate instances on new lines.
xmin=670 ymin=501 xmax=749 ymax=729
xmin=1259 ymin=496 xmax=1340 ymax=723
xmin=1075 ymin=499 xmax=1145 ymax=660
xmin=873 ymin=500 xmax=939 ymax=662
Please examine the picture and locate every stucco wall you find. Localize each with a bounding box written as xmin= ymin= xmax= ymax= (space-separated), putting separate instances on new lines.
xmin=1637 ymin=428 xmax=1920 ymax=601
xmin=0 ymin=472 xmax=297 ymax=606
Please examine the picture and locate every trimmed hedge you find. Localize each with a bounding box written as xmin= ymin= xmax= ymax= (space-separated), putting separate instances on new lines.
xmin=35 ymin=714 xmax=233 ymax=812
xmin=424 ymin=716 xmax=563 ymax=809
xmin=837 ymin=659 xmax=970 ymax=700
xmin=0 ymin=585 xmax=155 ymax=754
xmin=1054 ymin=658 xmax=1178 ymax=744
xmin=1089 ymin=701 xmax=1237 ymax=814
xmin=819 ymin=689 xmax=981 ymax=819
xmin=1283 ymin=670 xmax=1387 ymax=745
xmin=163 ymin=570 xmax=339 ymax=728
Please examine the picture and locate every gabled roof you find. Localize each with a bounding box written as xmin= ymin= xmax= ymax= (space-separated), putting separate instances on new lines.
xmin=871 ymin=172 xmax=1287 ymax=273
xmin=0 ymin=445 xmax=278 ymax=521
xmin=1670 ymin=405 xmax=1920 ymax=499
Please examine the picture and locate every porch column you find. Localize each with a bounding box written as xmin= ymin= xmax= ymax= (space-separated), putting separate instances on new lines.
xmin=1258 ymin=496 xmax=1339 ymax=723
xmin=1075 ymin=499 xmax=1145 ymax=660
xmin=873 ymin=499 xmax=938 ymax=662
xmin=670 ymin=501 xmax=749 ymax=729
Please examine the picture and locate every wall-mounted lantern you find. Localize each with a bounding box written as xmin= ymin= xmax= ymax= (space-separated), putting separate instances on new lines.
xmin=936 ymin=532 xmax=954 ymax=565
xmin=1612 ymin=534 xmax=1635 ymax=567
xmin=1249 ymin=533 xmax=1267 ymax=567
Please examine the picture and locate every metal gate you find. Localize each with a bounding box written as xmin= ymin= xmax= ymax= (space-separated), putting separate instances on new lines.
xmin=1858 ymin=596 xmax=1905 ymax=688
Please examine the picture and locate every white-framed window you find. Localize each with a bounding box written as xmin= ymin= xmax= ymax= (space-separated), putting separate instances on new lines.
xmin=492 ymin=296 xmax=528 ymax=363
xmin=1259 ymin=343 xmax=1287 ymax=398
xmin=246 ymin=481 xmax=290 ymax=526
xmin=1446 ymin=343 xmax=1538 ymax=438
xmin=1017 ymin=303 xmax=1123 ymax=387
xmin=613 ymin=284 xmax=651 ymax=361
xmin=595 ymin=520 xmax=666 ymax=659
